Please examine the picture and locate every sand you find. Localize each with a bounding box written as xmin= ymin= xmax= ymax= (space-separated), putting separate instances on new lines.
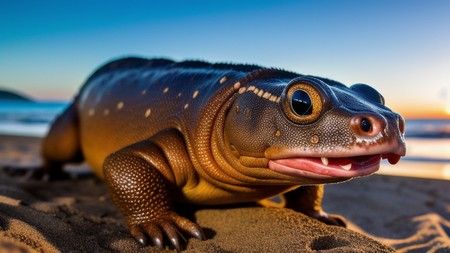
xmin=323 ymin=170 xmax=450 ymax=252
xmin=0 ymin=135 xmax=449 ymax=252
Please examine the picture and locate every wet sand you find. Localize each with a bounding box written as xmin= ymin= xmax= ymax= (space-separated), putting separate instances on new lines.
xmin=1 ymin=134 xmax=449 ymax=252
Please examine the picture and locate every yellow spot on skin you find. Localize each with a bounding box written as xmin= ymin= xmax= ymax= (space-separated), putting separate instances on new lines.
xmin=88 ymin=109 xmax=95 ymax=116
xmin=235 ymin=105 xmax=240 ymax=114
xmin=310 ymin=135 xmax=320 ymax=144
xmin=244 ymin=108 xmax=251 ymax=119
xmin=220 ymin=76 xmax=227 ymax=84
xmin=117 ymin=102 xmax=124 ymax=110
xmin=245 ymin=85 xmax=279 ymax=103
xmin=163 ymin=87 xmax=169 ymax=94
xmin=103 ymin=109 xmax=110 ymax=116
xmin=193 ymin=90 xmax=199 ymax=99
xmin=233 ymin=82 xmax=241 ymax=90
xmin=141 ymin=90 xmax=147 ymax=95
xmin=145 ymin=108 xmax=151 ymax=118
xmin=184 ymin=103 xmax=189 ymax=109
xmin=275 ymin=130 xmax=281 ymax=137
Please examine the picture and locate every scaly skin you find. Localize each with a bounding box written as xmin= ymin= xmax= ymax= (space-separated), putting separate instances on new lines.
xmin=41 ymin=57 xmax=406 ymax=251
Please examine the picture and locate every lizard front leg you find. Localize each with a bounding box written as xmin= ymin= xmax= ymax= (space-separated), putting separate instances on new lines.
xmin=284 ymin=185 xmax=346 ymax=227
xmin=103 ymin=139 xmax=204 ymax=251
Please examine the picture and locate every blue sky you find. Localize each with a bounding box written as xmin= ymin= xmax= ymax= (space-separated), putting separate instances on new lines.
xmin=0 ymin=0 xmax=449 ymax=118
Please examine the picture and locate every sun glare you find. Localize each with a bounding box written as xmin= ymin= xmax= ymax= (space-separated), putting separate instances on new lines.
xmin=445 ymin=87 xmax=450 ymax=116
xmin=446 ymin=98 xmax=450 ymax=116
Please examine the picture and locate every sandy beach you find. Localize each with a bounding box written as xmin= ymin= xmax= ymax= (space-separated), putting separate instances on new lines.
xmin=0 ymin=134 xmax=449 ymax=252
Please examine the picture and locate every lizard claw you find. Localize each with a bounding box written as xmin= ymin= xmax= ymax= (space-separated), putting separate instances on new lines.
xmin=312 ymin=211 xmax=347 ymax=227
xmin=128 ymin=211 xmax=204 ymax=251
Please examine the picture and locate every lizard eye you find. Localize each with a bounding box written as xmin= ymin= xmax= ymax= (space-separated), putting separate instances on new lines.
xmin=282 ymin=82 xmax=323 ymax=124
xmin=291 ymin=90 xmax=313 ymax=116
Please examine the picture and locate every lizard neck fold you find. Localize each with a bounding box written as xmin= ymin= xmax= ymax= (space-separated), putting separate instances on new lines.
xmin=205 ymin=70 xmax=302 ymax=189
xmin=189 ymin=69 xmax=293 ymax=192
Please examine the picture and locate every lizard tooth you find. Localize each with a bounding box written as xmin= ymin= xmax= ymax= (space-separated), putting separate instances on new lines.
xmin=340 ymin=163 xmax=352 ymax=171
xmin=321 ymin=157 xmax=329 ymax=166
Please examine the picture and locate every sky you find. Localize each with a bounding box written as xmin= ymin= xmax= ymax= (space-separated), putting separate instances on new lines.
xmin=0 ymin=0 xmax=449 ymax=119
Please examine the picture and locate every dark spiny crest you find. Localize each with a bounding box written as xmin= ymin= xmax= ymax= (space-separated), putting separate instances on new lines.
xmin=87 ymin=57 xmax=321 ymax=90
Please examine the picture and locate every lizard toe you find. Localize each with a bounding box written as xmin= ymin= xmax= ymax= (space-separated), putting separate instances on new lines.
xmin=313 ymin=211 xmax=347 ymax=227
xmin=129 ymin=225 xmax=147 ymax=245
xmin=143 ymin=223 xmax=164 ymax=250
xmin=326 ymin=214 xmax=347 ymax=227
xmin=160 ymin=220 xmax=182 ymax=252
xmin=170 ymin=214 xmax=205 ymax=240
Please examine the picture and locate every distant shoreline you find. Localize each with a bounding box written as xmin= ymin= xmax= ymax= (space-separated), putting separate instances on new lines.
xmin=0 ymin=88 xmax=34 ymax=102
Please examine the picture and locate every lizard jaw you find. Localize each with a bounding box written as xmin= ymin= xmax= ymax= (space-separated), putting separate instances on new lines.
xmin=268 ymin=154 xmax=398 ymax=179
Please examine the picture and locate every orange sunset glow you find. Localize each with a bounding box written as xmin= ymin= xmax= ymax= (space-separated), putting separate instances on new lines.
xmin=394 ymin=105 xmax=450 ymax=119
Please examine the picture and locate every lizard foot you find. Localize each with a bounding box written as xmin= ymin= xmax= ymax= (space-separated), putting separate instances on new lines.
xmin=311 ymin=211 xmax=347 ymax=227
xmin=129 ymin=211 xmax=205 ymax=251
xmin=2 ymin=165 xmax=71 ymax=181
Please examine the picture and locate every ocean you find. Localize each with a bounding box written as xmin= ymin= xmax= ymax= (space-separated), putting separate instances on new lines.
xmin=0 ymin=101 xmax=68 ymax=137
xmin=0 ymin=101 xmax=449 ymax=179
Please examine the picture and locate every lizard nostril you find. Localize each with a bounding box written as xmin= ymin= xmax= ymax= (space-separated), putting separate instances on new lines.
xmin=351 ymin=115 xmax=385 ymax=137
xmin=360 ymin=118 xmax=373 ymax=133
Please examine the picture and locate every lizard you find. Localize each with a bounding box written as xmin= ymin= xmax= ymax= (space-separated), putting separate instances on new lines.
xmin=39 ymin=57 xmax=406 ymax=251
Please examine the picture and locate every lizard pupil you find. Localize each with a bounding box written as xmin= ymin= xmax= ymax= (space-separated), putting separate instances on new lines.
xmin=291 ymin=90 xmax=313 ymax=116
xmin=360 ymin=118 xmax=372 ymax=132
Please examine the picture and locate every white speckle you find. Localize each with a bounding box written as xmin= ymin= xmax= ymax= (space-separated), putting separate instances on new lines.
xmin=355 ymin=132 xmax=384 ymax=145
xmin=141 ymin=90 xmax=147 ymax=95
xmin=145 ymin=108 xmax=151 ymax=118
xmin=177 ymin=92 xmax=182 ymax=97
xmin=193 ymin=90 xmax=199 ymax=99
xmin=163 ymin=87 xmax=169 ymax=94
xmin=238 ymin=87 xmax=246 ymax=94
xmin=220 ymin=76 xmax=227 ymax=84
xmin=103 ymin=109 xmax=110 ymax=116
xmin=233 ymin=82 xmax=241 ymax=90
xmin=88 ymin=109 xmax=95 ymax=116
xmin=184 ymin=103 xmax=189 ymax=109
xmin=117 ymin=102 xmax=124 ymax=110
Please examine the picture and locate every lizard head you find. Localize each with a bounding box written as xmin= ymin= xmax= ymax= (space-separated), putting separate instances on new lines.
xmin=224 ymin=75 xmax=406 ymax=184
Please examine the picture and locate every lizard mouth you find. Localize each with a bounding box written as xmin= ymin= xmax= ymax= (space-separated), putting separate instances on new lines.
xmin=268 ymin=153 xmax=401 ymax=179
